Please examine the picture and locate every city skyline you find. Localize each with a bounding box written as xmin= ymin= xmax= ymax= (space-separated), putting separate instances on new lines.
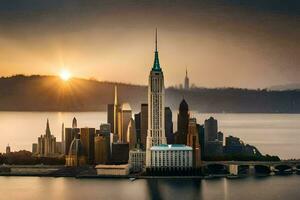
xmin=1 ymin=1 xmax=300 ymax=89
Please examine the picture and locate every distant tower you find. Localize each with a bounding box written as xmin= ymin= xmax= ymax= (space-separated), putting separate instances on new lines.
xmin=6 ymin=144 xmax=11 ymax=154
xmin=113 ymin=85 xmax=119 ymax=139
xmin=61 ymin=123 xmax=65 ymax=154
xmin=72 ymin=117 xmax=77 ymax=129
xmin=146 ymin=29 xmax=167 ymax=167
xmin=187 ymin=118 xmax=201 ymax=168
xmin=184 ymin=67 xmax=190 ymax=90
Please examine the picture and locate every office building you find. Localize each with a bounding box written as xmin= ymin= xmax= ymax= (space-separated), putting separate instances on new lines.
xmin=140 ymin=103 xmax=148 ymax=149
xmin=107 ymin=104 xmax=114 ymax=132
xmin=134 ymin=113 xmax=141 ymax=144
xmin=165 ymin=107 xmax=174 ymax=144
xmin=127 ymin=118 xmax=137 ymax=150
xmin=146 ymin=30 xmax=167 ymax=167
xmin=175 ymin=98 xmax=190 ymax=145
xmin=129 ymin=148 xmax=146 ymax=173
xmin=61 ymin=123 xmax=65 ymax=155
xmin=64 ymin=117 xmax=80 ymax=155
xmin=65 ymin=137 xmax=86 ymax=167
xmin=187 ymin=118 xmax=201 ymax=168
xmin=111 ymin=143 xmax=129 ymax=164
xmin=100 ymin=123 xmax=111 ymax=136
xmin=118 ymin=103 xmax=132 ymax=143
xmin=204 ymin=117 xmax=223 ymax=157
xmin=150 ymin=144 xmax=192 ymax=169
xmin=80 ymin=127 xmax=95 ymax=164
xmin=197 ymin=124 xmax=205 ymax=159
xmin=113 ymin=85 xmax=120 ymax=137
xmin=94 ymin=134 xmax=110 ymax=164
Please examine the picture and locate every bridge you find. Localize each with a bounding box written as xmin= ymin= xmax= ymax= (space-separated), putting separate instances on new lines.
xmin=202 ymin=160 xmax=300 ymax=175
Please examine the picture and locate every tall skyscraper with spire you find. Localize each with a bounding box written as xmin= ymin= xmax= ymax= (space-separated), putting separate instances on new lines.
xmin=37 ymin=119 xmax=57 ymax=157
xmin=184 ymin=67 xmax=190 ymax=90
xmin=113 ymin=85 xmax=120 ymax=141
xmin=146 ymin=29 xmax=167 ymax=167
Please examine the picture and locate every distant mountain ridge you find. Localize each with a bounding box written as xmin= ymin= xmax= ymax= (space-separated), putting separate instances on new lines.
xmin=1 ymin=75 xmax=300 ymax=113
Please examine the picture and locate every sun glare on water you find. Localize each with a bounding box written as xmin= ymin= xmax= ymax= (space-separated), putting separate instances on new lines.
xmin=59 ymin=69 xmax=71 ymax=81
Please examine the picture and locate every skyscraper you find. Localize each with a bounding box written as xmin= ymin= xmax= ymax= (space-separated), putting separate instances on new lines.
xmin=140 ymin=103 xmax=148 ymax=149
xmin=65 ymin=117 xmax=80 ymax=155
xmin=37 ymin=119 xmax=57 ymax=157
xmin=204 ymin=117 xmax=223 ymax=157
xmin=127 ymin=118 xmax=137 ymax=150
xmin=134 ymin=112 xmax=141 ymax=144
xmin=165 ymin=107 xmax=174 ymax=144
xmin=61 ymin=123 xmax=65 ymax=155
xmin=187 ymin=118 xmax=201 ymax=168
xmin=146 ymin=30 xmax=167 ymax=167
xmin=107 ymin=104 xmax=114 ymax=132
xmin=80 ymin=127 xmax=96 ymax=164
xmin=204 ymin=117 xmax=218 ymax=142
xmin=94 ymin=134 xmax=110 ymax=164
xmin=118 ymin=103 xmax=132 ymax=143
xmin=113 ymin=85 xmax=119 ymax=138
xmin=175 ymin=98 xmax=190 ymax=145
xmin=184 ymin=68 xmax=190 ymax=90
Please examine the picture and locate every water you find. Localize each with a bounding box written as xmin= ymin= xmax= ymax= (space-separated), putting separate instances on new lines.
xmin=0 ymin=176 xmax=300 ymax=200
xmin=0 ymin=112 xmax=300 ymax=159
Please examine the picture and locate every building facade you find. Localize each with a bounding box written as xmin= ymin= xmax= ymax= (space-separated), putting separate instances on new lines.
xmin=187 ymin=118 xmax=201 ymax=168
xmin=140 ymin=103 xmax=148 ymax=149
xmin=80 ymin=127 xmax=95 ymax=164
xmin=129 ymin=149 xmax=146 ymax=173
xmin=118 ymin=103 xmax=132 ymax=143
xmin=94 ymin=134 xmax=110 ymax=164
xmin=150 ymin=144 xmax=192 ymax=169
xmin=127 ymin=118 xmax=137 ymax=150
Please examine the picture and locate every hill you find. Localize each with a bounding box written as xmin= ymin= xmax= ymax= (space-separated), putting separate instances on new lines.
xmin=1 ymin=75 xmax=300 ymax=113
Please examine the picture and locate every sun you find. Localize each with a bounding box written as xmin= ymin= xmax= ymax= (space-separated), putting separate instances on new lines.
xmin=59 ymin=69 xmax=71 ymax=81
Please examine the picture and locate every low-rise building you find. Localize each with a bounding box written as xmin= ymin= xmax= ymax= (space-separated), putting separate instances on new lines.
xmin=95 ymin=164 xmax=130 ymax=176
xmin=149 ymin=144 xmax=192 ymax=169
xmin=129 ymin=149 xmax=145 ymax=173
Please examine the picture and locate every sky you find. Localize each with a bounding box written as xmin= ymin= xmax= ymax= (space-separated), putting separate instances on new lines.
xmin=0 ymin=0 xmax=299 ymax=88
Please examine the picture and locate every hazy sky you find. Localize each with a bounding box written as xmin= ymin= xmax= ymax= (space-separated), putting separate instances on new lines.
xmin=0 ymin=0 xmax=299 ymax=88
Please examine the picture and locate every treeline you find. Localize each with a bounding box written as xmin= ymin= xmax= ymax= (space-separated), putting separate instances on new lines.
xmin=1 ymin=75 xmax=300 ymax=113
xmin=0 ymin=150 xmax=65 ymax=165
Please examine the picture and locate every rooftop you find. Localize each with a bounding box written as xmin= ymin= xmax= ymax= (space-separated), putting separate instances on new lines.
xmin=150 ymin=144 xmax=192 ymax=151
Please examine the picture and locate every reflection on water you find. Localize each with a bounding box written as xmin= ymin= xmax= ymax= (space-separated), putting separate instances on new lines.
xmin=1 ymin=176 xmax=300 ymax=200
xmin=0 ymin=112 xmax=300 ymax=158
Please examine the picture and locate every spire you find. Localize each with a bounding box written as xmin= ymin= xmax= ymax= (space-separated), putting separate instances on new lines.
xmin=114 ymin=85 xmax=118 ymax=106
xmin=155 ymin=28 xmax=158 ymax=52
xmin=46 ymin=118 xmax=51 ymax=136
xmin=152 ymin=28 xmax=161 ymax=72
xmin=72 ymin=117 xmax=77 ymax=129
xmin=186 ymin=67 xmax=188 ymax=77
